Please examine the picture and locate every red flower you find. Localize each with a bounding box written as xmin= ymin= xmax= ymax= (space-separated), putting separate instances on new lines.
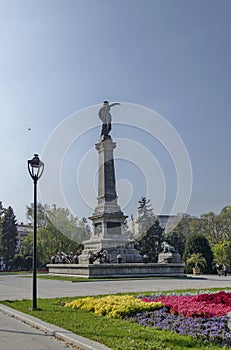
xmin=141 ymin=292 xmax=231 ymax=318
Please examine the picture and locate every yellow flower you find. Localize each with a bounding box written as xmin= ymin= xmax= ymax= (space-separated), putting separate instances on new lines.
xmin=65 ymin=295 xmax=162 ymax=318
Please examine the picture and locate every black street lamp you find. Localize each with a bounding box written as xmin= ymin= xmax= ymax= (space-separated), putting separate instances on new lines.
xmin=28 ymin=154 xmax=44 ymax=310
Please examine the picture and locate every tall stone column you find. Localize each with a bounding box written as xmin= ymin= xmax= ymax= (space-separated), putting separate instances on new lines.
xmin=89 ymin=136 xmax=128 ymax=239
xmin=97 ymin=138 xmax=117 ymax=206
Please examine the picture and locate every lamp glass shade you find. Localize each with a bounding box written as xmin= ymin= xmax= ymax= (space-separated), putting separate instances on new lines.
xmin=28 ymin=154 xmax=44 ymax=180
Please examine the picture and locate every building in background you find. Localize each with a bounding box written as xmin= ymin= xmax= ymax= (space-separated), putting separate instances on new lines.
xmin=130 ymin=215 xmax=178 ymax=238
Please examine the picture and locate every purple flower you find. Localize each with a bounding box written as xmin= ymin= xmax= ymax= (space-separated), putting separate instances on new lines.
xmin=126 ymin=309 xmax=231 ymax=347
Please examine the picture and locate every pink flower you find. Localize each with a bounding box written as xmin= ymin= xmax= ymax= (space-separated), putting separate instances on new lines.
xmin=141 ymin=292 xmax=231 ymax=318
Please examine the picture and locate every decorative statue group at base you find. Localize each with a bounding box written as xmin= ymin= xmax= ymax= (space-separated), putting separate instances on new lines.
xmin=161 ymin=241 xmax=176 ymax=253
xmin=50 ymin=249 xmax=110 ymax=264
xmin=50 ymin=243 xmax=179 ymax=265
xmin=50 ymin=252 xmax=79 ymax=264
xmin=88 ymin=249 xmax=109 ymax=264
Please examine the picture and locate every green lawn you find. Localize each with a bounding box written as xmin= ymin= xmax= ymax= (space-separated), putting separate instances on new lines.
xmin=1 ymin=289 xmax=230 ymax=350
xmin=37 ymin=274 xmax=188 ymax=282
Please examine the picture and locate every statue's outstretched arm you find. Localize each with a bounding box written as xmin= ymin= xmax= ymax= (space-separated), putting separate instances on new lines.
xmin=109 ymin=102 xmax=121 ymax=108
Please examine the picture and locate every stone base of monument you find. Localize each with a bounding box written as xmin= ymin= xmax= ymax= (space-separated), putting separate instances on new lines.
xmin=78 ymin=238 xmax=143 ymax=264
xmin=158 ymin=252 xmax=182 ymax=264
xmin=47 ymin=244 xmax=185 ymax=278
xmin=47 ymin=262 xmax=185 ymax=278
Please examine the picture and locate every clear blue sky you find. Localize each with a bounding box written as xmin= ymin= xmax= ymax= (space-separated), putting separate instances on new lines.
xmin=0 ymin=0 xmax=230 ymax=223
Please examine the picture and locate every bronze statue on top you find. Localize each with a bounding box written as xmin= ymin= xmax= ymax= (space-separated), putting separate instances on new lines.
xmin=98 ymin=101 xmax=121 ymax=138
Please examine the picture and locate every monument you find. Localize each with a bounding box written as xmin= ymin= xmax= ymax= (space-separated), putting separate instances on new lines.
xmin=47 ymin=102 xmax=184 ymax=277
xmin=78 ymin=101 xmax=143 ymax=264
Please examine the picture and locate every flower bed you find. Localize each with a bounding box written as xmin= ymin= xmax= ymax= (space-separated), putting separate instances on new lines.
xmin=132 ymin=291 xmax=231 ymax=347
xmin=64 ymin=291 xmax=231 ymax=347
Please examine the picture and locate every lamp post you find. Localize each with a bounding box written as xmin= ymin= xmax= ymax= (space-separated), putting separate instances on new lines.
xmin=28 ymin=154 xmax=44 ymax=310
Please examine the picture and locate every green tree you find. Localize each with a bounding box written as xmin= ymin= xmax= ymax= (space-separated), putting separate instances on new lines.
xmin=212 ymin=240 xmax=231 ymax=268
xmin=137 ymin=220 xmax=164 ymax=262
xmin=136 ymin=197 xmax=164 ymax=262
xmin=26 ymin=203 xmax=91 ymax=243
xmin=0 ymin=201 xmax=5 ymax=253
xmin=18 ymin=230 xmax=32 ymax=257
xmin=1 ymin=206 xmax=18 ymax=269
xmin=26 ymin=202 xmax=49 ymax=228
xmin=163 ymin=213 xmax=200 ymax=258
xmin=137 ymin=197 xmax=156 ymax=235
xmin=11 ymin=254 xmax=25 ymax=270
xmin=43 ymin=204 xmax=91 ymax=243
xmin=77 ymin=217 xmax=92 ymax=243
xmin=216 ymin=206 xmax=231 ymax=241
xmin=22 ymin=223 xmax=83 ymax=267
xmin=21 ymin=203 xmax=90 ymax=267
xmin=165 ymin=230 xmax=186 ymax=258
xmin=200 ymin=207 xmax=231 ymax=245
xmin=183 ymin=234 xmax=213 ymax=274
xmin=38 ymin=221 xmax=84 ymax=266
xmin=172 ymin=213 xmax=192 ymax=238
xmin=200 ymin=211 xmax=224 ymax=245
xmin=171 ymin=214 xmax=201 ymax=238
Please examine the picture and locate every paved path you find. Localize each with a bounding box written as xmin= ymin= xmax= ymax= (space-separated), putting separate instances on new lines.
xmin=0 ymin=303 xmax=111 ymax=350
xmin=0 ymin=308 xmax=84 ymax=350
xmin=0 ymin=274 xmax=231 ymax=301
xmin=0 ymin=274 xmax=230 ymax=350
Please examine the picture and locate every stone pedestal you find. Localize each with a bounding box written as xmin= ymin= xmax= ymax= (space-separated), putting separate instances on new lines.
xmin=47 ymin=262 xmax=185 ymax=278
xmin=158 ymin=252 xmax=182 ymax=264
xmin=78 ymin=135 xmax=142 ymax=264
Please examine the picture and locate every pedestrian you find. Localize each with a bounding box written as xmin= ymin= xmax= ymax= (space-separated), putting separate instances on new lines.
xmin=223 ymin=265 xmax=227 ymax=277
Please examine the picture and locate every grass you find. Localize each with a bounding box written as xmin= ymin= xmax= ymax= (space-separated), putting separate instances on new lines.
xmin=38 ymin=274 xmax=188 ymax=282
xmin=0 ymin=271 xmax=32 ymax=275
xmin=1 ymin=289 xmax=231 ymax=350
